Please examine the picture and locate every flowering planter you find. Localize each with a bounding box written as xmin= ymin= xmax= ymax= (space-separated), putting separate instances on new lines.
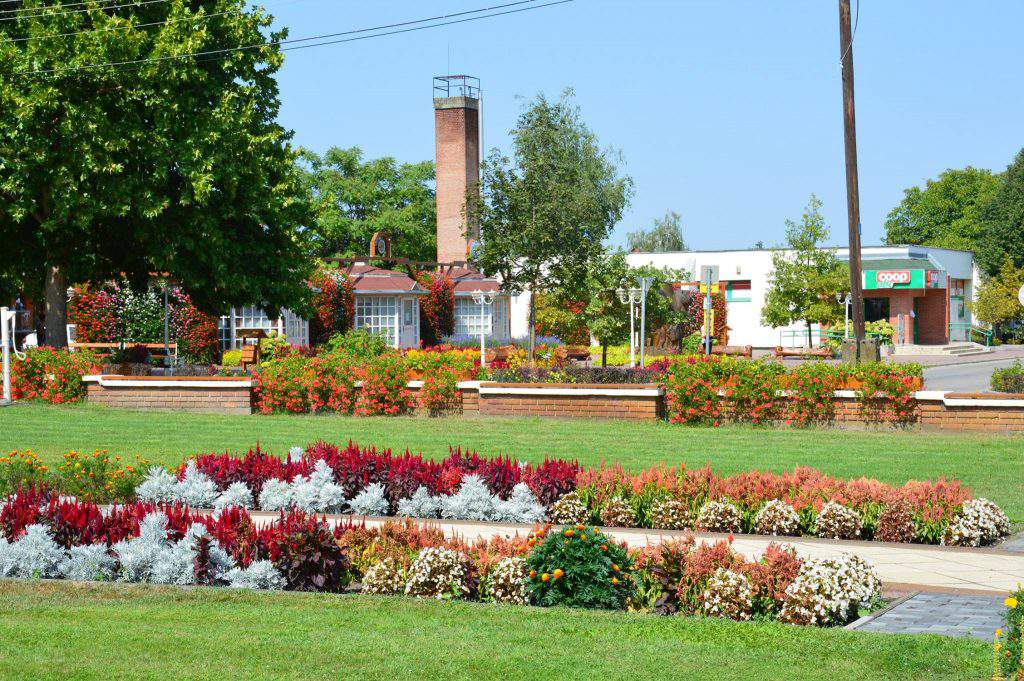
xmin=83 ymin=374 xmax=253 ymax=414
xmin=478 ymin=382 xmax=663 ymax=420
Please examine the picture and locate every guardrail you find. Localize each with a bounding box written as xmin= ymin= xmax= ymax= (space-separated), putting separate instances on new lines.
xmin=949 ymin=323 xmax=992 ymax=346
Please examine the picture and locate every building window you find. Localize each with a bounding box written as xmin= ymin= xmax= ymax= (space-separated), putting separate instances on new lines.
xmin=355 ymin=296 xmax=397 ymax=346
xmin=455 ymin=297 xmax=491 ymax=336
xmin=725 ymin=280 xmax=752 ymax=302
xmin=864 ymin=298 xmax=889 ymax=323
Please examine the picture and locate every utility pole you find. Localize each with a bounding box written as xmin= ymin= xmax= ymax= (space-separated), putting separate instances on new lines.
xmin=839 ymin=0 xmax=866 ymax=359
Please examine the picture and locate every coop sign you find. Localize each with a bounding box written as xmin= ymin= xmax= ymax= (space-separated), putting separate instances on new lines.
xmin=863 ymin=269 xmax=947 ymax=290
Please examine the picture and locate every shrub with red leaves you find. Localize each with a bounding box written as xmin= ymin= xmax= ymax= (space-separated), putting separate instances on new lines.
xmin=199 ymin=505 xmax=261 ymax=567
xmin=188 ymin=447 xmax=289 ymax=497
xmin=0 ymin=485 xmax=50 ymax=540
xmin=442 ymin=448 xmax=523 ymax=499
xmin=524 ymin=457 xmax=579 ymax=506
xmin=418 ymin=272 xmax=455 ymax=347
xmin=41 ymin=497 xmax=108 ymax=548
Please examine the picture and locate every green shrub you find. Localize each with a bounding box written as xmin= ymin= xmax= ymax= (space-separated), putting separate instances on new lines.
xmin=992 ymin=360 xmax=1024 ymax=393
xmin=221 ymin=349 xmax=242 ymax=367
xmin=326 ymin=329 xmax=390 ymax=361
xmin=525 ymin=525 xmax=634 ymax=609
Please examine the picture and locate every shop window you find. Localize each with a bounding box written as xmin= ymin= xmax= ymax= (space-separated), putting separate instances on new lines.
xmin=864 ymin=298 xmax=889 ymax=323
xmin=725 ymin=280 xmax=752 ymax=302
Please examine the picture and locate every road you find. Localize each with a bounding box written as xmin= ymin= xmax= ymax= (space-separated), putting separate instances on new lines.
xmin=923 ymin=358 xmax=1022 ymax=392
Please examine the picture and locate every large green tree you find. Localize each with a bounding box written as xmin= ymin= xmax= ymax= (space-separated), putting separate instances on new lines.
xmin=977 ymin=149 xmax=1024 ymax=276
xmin=884 ymin=167 xmax=1001 ymax=252
xmin=470 ymin=90 xmax=632 ymax=358
xmin=762 ymin=196 xmax=848 ymax=345
xmin=972 ymin=255 xmax=1024 ymax=339
xmin=299 ymin=146 xmax=436 ymax=262
xmin=0 ymin=0 xmax=314 ymax=347
xmin=626 ymin=210 xmax=687 ymax=253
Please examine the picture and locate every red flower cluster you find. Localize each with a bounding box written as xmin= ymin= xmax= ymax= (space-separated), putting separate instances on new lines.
xmin=354 ymin=355 xmax=414 ymax=417
xmin=308 ymin=269 xmax=355 ymax=346
xmin=417 ymin=272 xmax=455 ymax=347
xmin=11 ymin=348 xmax=100 ymax=404
xmin=68 ymin=286 xmax=120 ymax=342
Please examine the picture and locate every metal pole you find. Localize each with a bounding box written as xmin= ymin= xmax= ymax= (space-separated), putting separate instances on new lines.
xmin=639 ymin=280 xmax=648 ymax=368
xmin=163 ymin=284 xmax=170 ymax=367
xmin=845 ymin=297 xmax=850 ymax=339
xmin=628 ymin=299 xmax=636 ymax=367
xmin=480 ymin=305 xmax=486 ymax=363
xmin=2 ymin=307 xmax=11 ymax=401
xmin=704 ymin=286 xmax=712 ymax=356
xmin=839 ymin=0 xmax=866 ymax=357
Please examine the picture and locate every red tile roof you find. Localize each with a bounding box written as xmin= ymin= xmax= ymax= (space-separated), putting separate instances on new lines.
xmin=347 ymin=264 xmax=424 ymax=294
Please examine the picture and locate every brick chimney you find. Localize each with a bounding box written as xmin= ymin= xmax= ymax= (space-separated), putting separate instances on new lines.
xmin=433 ymin=76 xmax=480 ymax=264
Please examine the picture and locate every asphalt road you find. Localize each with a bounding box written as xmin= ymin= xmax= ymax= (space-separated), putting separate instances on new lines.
xmin=923 ymin=358 xmax=1022 ymax=392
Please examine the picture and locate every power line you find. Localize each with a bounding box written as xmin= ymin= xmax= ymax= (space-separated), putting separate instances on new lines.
xmin=7 ymin=0 xmax=306 ymax=43
xmin=1 ymin=0 xmax=172 ymax=22
xmin=839 ymin=0 xmax=859 ymax=67
xmin=17 ymin=0 xmax=572 ymax=77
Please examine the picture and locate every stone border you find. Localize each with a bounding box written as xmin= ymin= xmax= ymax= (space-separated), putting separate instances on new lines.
xmin=84 ymin=375 xmax=252 ymax=388
xmin=845 ymin=591 xmax=917 ymax=630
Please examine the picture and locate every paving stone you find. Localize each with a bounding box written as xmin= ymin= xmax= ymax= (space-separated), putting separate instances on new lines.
xmin=855 ymin=593 xmax=1006 ymax=640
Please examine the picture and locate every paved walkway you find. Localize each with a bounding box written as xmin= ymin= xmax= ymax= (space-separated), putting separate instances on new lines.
xmin=247 ymin=511 xmax=1024 ymax=595
xmin=851 ymin=592 xmax=1006 ymax=640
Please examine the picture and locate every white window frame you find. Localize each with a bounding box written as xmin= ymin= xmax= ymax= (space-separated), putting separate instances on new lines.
xmin=355 ymin=295 xmax=398 ymax=347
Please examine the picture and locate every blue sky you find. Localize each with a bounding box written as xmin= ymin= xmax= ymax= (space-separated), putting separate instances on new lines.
xmin=267 ymin=0 xmax=1023 ymax=251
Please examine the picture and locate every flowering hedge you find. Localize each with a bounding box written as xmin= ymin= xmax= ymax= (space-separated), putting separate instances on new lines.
xmin=663 ymin=356 xmax=923 ymax=427
xmin=417 ymin=273 xmax=455 ymax=347
xmin=309 ymin=269 xmax=355 ymax=346
xmin=11 ymin=348 xmax=100 ymax=404
xmin=0 ymin=486 xmax=881 ymax=627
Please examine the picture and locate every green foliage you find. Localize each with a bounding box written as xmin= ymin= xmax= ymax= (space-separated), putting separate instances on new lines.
xmin=762 ymin=196 xmax=848 ymax=338
xmin=626 ymin=210 xmax=687 ymax=253
xmin=978 ymin=149 xmax=1024 ymax=276
xmin=525 ymin=525 xmax=634 ymax=609
xmin=1000 ymin=586 xmax=1023 ymax=679
xmin=470 ymin=91 xmax=632 ymax=356
xmin=972 ymin=255 xmax=1024 ymax=337
xmin=299 ymin=147 xmax=436 ymax=261
xmin=991 ymin=361 xmax=1024 ymax=394
xmin=884 ymin=167 xmax=1001 ymax=251
xmin=0 ymin=1 xmax=315 ymax=343
xmin=325 ymin=329 xmax=390 ymax=361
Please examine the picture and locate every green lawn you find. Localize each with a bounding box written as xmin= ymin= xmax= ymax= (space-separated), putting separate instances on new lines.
xmin=3 ymin=403 xmax=1023 ymax=521
xmin=0 ymin=580 xmax=989 ymax=681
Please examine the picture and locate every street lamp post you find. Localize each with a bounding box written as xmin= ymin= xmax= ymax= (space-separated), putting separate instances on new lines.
xmin=617 ymin=278 xmax=654 ymax=368
xmin=471 ymin=290 xmax=495 ymax=364
xmin=836 ymin=292 xmax=852 ymax=339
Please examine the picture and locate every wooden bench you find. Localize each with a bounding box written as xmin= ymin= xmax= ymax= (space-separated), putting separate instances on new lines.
xmin=771 ymin=346 xmax=831 ymax=359
xmin=239 ymin=344 xmax=261 ymax=371
xmin=71 ymin=341 xmax=178 ymax=359
xmin=711 ymin=345 xmax=752 ymax=358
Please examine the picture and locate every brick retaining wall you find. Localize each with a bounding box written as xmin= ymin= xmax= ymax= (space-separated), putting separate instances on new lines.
xmin=81 ymin=375 xmax=1024 ymax=431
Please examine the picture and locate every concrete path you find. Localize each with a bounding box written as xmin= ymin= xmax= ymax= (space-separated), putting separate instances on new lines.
xmin=923 ymin=356 xmax=1023 ymax=392
xmin=850 ymin=592 xmax=1006 ymax=640
xmin=248 ymin=511 xmax=1024 ymax=595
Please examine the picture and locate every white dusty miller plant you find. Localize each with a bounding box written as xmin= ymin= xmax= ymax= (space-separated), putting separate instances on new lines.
xmin=150 ymin=523 xmax=233 ymax=585
xmin=135 ymin=466 xmax=179 ymax=504
xmin=289 ymin=460 xmax=346 ymax=513
xmin=1 ymin=525 xmax=65 ymax=579
xmin=814 ymin=502 xmax=862 ymax=540
xmin=60 ymin=544 xmax=117 ymax=581
xmin=700 ymin=568 xmax=753 ymax=621
xmin=404 ymin=547 xmax=469 ymax=600
xmin=494 ymin=483 xmax=546 ymax=524
xmin=175 ymin=461 xmax=219 ymax=509
xmin=348 ymin=483 xmax=390 ymax=517
xmin=113 ymin=512 xmax=171 ymax=582
xmin=214 ymin=482 xmax=254 ymax=510
xmin=754 ymin=500 xmax=800 ymax=536
xmin=225 ymin=560 xmax=286 ymax=590
xmin=440 ymin=475 xmax=497 ymax=522
xmin=696 ymin=500 xmax=742 ymax=533
xmin=258 ymin=478 xmax=293 ymax=512
xmin=943 ymin=498 xmax=1011 ymax=547
xmin=397 ymin=486 xmax=441 ymax=519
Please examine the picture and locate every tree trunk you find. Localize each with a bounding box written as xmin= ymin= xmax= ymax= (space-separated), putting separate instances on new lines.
xmin=806 ymin=320 xmax=813 ymax=348
xmin=601 ymin=341 xmax=607 ymax=367
xmin=528 ymin=288 xmax=536 ymax=366
xmin=44 ymin=262 xmax=68 ymax=348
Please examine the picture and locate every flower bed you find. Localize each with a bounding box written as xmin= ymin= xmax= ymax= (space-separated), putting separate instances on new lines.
xmin=4 ymin=441 xmax=1008 ymax=548
xmin=11 ymin=348 xmax=101 ymax=404
xmin=0 ymin=486 xmax=881 ymax=628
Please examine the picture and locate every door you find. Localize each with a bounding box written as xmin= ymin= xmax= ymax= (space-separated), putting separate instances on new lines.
xmin=950 ymin=296 xmax=967 ymax=341
xmin=912 ymin=299 xmax=920 ymax=344
xmin=399 ymin=298 xmax=418 ymax=348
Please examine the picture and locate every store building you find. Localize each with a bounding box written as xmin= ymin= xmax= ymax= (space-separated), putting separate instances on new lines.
xmin=626 ymin=245 xmax=980 ymax=348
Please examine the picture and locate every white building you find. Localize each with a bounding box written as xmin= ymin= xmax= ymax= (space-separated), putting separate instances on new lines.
xmin=622 ymin=245 xmax=980 ymax=348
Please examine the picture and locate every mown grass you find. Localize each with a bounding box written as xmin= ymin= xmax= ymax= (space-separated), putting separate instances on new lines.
xmin=2 ymin=403 xmax=1022 ymax=520
xmin=0 ymin=580 xmax=989 ymax=681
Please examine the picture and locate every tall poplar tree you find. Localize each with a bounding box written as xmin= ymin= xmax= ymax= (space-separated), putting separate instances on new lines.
xmin=0 ymin=0 xmax=314 ymax=346
xmin=469 ymin=90 xmax=632 ymax=359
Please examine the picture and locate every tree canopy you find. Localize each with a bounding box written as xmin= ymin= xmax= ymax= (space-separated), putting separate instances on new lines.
xmin=884 ymin=167 xmax=1001 ymax=252
xmin=762 ymin=196 xmax=847 ymax=343
xmin=977 ymin=149 xmax=1024 ymax=276
xmin=0 ymin=0 xmax=314 ymax=346
xmin=299 ymin=146 xmax=436 ymax=262
xmin=972 ymin=255 xmax=1024 ymax=339
xmin=470 ymin=90 xmax=632 ymax=356
xmin=626 ymin=210 xmax=687 ymax=253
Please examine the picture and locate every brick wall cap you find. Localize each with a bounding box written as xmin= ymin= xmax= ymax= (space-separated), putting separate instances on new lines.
xmin=84 ymin=375 xmax=251 ymax=389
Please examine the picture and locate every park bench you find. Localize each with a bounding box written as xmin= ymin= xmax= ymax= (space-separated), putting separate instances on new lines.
xmin=70 ymin=341 xmax=178 ymax=360
xmin=711 ymin=345 xmax=753 ymax=358
xmin=770 ymin=345 xmax=831 ymax=359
